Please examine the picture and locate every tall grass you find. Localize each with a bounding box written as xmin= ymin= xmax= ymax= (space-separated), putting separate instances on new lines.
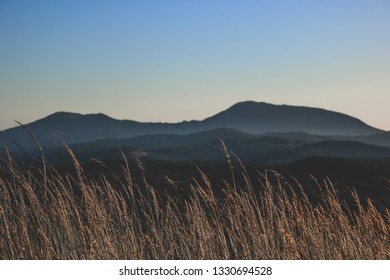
xmin=0 ymin=146 xmax=389 ymax=259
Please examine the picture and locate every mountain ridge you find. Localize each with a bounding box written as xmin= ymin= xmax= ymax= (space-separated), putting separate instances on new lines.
xmin=0 ymin=101 xmax=383 ymax=151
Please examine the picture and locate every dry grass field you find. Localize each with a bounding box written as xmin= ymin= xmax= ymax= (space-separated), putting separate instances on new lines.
xmin=0 ymin=144 xmax=389 ymax=260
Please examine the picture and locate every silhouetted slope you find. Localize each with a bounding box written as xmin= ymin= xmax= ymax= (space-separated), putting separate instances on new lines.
xmin=0 ymin=101 xmax=383 ymax=151
xmin=202 ymin=101 xmax=381 ymax=136
xmin=57 ymin=134 xmax=385 ymax=165
xmin=146 ymin=139 xmax=390 ymax=164
xmin=0 ymin=112 xmax=138 ymax=149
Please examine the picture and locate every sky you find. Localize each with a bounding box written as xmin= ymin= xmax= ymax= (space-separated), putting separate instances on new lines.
xmin=0 ymin=0 xmax=389 ymax=131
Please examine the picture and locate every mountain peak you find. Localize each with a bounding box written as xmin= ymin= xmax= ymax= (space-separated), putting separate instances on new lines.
xmin=230 ymin=100 xmax=269 ymax=108
xmin=45 ymin=111 xmax=82 ymax=120
xmin=42 ymin=112 xmax=114 ymax=122
xmin=46 ymin=111 xmax=110 ymax=118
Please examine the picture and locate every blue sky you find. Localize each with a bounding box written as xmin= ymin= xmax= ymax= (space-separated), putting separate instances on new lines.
xmin=1 ymin=0 xmax=389 ymax=130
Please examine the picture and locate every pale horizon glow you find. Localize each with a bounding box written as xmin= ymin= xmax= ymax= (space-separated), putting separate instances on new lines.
xmin=1 ymin=0 xmax=389 ymax=131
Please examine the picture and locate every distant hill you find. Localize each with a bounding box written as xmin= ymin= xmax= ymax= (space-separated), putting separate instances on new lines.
xmin=200 ymin=101 xmax=382 ymax=136
xmin=144 ymin=139 xmax=390 ymax=164
xmin=70 ymin=128 xmax=255 ymax=151
xmin=32 ymin=132 xmax=390 ymax=166
xmin=0 ymin=101 xmax=383 ymax=151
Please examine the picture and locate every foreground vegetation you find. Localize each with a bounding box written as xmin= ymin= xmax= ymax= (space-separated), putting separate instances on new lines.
xmin=0 ymin=145 xmax=389 ymax=259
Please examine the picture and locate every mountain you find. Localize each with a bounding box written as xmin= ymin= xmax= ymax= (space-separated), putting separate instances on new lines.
xmin=200 ymin=101 xmax=382 ymax=136
xmin=0 ymin=101 xmax=383 ymax=151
